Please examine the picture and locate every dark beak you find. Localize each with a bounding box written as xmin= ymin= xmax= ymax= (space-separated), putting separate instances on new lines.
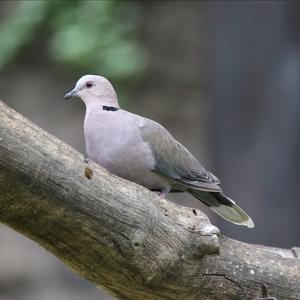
xmin=64 ymin=89 xmax=77 ymax=100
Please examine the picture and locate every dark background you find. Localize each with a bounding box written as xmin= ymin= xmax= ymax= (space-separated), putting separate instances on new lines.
xmin=0 ymin=1 xmax=299 ymax=300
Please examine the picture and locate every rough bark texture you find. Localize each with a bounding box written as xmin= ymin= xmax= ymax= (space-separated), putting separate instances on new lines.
xmin=0 ymin=100 xmax=299 ymax=300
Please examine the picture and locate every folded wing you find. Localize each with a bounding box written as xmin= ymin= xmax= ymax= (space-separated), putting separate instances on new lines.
xmin=139 ymin=118 xmax=221 ymax=192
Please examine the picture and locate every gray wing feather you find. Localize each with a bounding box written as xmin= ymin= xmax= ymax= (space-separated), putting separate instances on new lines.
xmin=139 ymin=118 xmax=221 ymax=192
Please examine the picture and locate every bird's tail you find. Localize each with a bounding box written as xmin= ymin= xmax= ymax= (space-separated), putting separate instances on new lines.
xmin=188 ymin=190 xmax=254 ymax=228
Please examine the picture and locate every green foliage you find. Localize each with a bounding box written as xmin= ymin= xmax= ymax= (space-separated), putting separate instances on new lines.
xmin=0 ymin=2 xmax=48 ymax=69
xmin=0 ymin=0 xmax=146 ymax=80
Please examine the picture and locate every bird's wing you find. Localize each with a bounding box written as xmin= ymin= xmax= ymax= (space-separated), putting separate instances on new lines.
xmin=139 ymin=118 xmax=222 ymax=192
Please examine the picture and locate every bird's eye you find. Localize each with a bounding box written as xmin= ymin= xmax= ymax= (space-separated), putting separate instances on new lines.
xmin=86 ymin=82 xmax=93 ymax=88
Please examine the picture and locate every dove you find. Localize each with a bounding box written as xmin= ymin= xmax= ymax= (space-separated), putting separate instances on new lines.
xmin=64 ymin=75 xmax=254 ymax=228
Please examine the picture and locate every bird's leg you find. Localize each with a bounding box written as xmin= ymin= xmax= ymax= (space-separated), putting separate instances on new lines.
xmin=158 ymin=191 xmax=167 ymax=198
xmin=158 ymin=187 xmax=170 ymax=198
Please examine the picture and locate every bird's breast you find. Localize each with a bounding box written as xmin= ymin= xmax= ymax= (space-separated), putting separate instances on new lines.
xmin=84 ymin=109 xmax=169 ymax=190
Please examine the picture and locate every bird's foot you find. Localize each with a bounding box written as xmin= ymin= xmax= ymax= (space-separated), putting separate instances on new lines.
xmin=158 ymin=191 xmax=167 ymax=198
xmin=84 ymin=158 xmax=91 ymax=164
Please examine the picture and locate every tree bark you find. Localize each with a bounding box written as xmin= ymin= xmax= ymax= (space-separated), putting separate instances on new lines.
xmin=0 ymin=100 xmax=299 ymax=300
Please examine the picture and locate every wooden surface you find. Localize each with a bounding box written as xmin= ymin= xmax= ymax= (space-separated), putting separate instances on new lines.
xmin=0 ymin=100 xmax=299 ymax=300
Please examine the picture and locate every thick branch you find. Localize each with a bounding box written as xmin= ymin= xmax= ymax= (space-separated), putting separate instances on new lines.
xmin=0 ymin=100 xmax=299 ymax=300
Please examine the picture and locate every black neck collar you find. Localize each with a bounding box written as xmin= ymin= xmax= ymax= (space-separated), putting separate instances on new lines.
xmin=102 ymin=106 xmax=119 ymax=111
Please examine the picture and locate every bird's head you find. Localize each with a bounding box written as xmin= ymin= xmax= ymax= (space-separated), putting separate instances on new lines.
xmin=64 ymin=75 xmax=119 ymax=107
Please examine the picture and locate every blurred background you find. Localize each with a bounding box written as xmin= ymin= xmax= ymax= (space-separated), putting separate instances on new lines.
xmin=0 ymin=1 xmax=299 ymax=300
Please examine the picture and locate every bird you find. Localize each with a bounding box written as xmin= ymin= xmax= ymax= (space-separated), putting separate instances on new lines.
xmin=64 ymin=75 xmax=254 ymax=228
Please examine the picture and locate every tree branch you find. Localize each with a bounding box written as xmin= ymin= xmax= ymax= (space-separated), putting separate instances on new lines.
xmin=0 ymin=100 xmax=299 ymax=300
